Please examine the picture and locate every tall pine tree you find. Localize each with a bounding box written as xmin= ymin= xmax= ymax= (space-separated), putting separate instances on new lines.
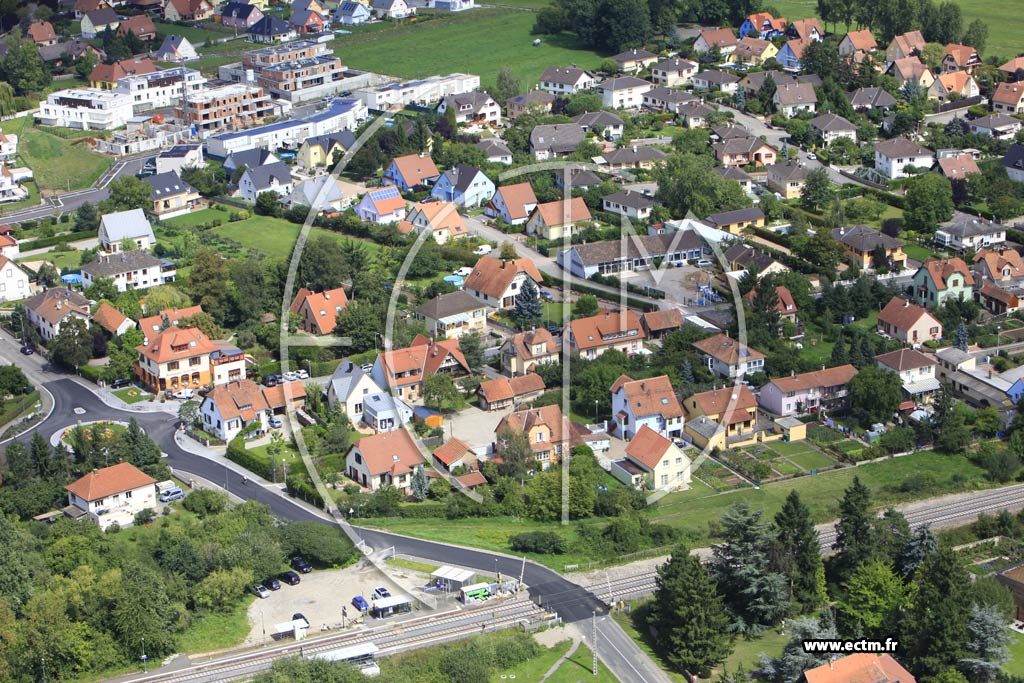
xmin=904 ymin=546 xmax=972 ymax=679
xmin=772 ymin=491 xmax=827 ymax=614
xmin=829 ymin=476 xmax=877 ymax=585
xmin=513 ymin=278 xmax=542 ymax=329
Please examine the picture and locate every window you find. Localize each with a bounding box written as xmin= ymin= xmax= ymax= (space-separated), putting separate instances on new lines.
xmin=168 ymin=361 xmax=179 ymax=370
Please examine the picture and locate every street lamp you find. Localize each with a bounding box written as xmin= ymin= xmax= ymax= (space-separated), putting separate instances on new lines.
xmin=997 ymin=325 xmax=1002 ymax=356
xmin=594 ymin=399 xmax=599 ymax=425
xmin=141 ymin=636 xmax=148 ymax=673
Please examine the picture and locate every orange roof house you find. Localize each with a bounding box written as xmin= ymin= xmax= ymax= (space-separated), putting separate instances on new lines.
xmin=802 ymin=653 xmax=916 ymax=683
xmin=432 ymin=437 xmax=476 ymax=470
xmin=616 ymin=425 xmax=691 ymax=490
xmin=65 ymin=462 xmax=158 ymax=528
xmin=937 ymin=152 xmax=980 ymax=180
xmin=66 ymin=462 xmax=156 ymax=503
xmin=485 ymin=182 xmax=538 ymax=225
xmin=693 ymin=333 xmax=766 ymax=378
xmin=974 ymin=248 xmax=1024 ymax=282
xmin=912 ymin=257 xmax=975 ymax=307
xmin=92 ymin=302 xmax=133 ymax=336
xmin=495 ymin=404 xmax=571 ymax=468
xmin=398 ymin=201 xmax=468 ymax=243
xmin=384 ymin=153 xmax=441 ymax=191
xmin=138 ymin=305 xmax=204 ymax=340
xmin=27 ymin=21 xmax=58 ymax=45
xmin=289 ymin=286 xmax=349 ymax=335
xmin=877 ymin=296 xmax=942 ymax=344
xmin=371 ymin=335 xmax=470 ymax=401
xmin=610 ymin=373 xmax=684 ymax=439
xmin=942 ymin=43 xmax=981 ymax=73
xmin=346 ymin=428 xmax=425 ymax=493
xmin=89 ymin=57 xmax=156 ymax=89
xmin=525 ymin=197 xmax=592 ymax=240
xmin=744 ymin=285 xmax=799 ymax=321
xmin=117 ymin=14 xmax=157 ymax=40
xmin=993 ymin=82 xmax=1024 ymax=114
xmin=478 ymin=373 xmax=546 ymax=410
xmin=568 ymin=309 xmax=646 ymax=359
xmin=463 ymin=255 xmax=543 ymax=309
xmin=500 ymin=327 xmax=559 ymax=376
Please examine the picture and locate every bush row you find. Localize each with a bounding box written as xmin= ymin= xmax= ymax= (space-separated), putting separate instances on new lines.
xmin=24 ymin=229 xmax=99 ymax=250
xmin=225 ymin=436 xmax=273 ymax=480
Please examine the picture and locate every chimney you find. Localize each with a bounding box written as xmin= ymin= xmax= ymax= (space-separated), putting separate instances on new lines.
xmin=904 ymin=299 xmax=910 ymax=307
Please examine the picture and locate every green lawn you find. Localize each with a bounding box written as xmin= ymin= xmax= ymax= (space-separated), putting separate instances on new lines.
xmin=335 ymin=9 xmax=604 ymax=87
xmin=723 ymin=627 xmax=789 ymax=675
xmin=611 ymin=606 xmax=690 ymax=683
xmin=161 ymin=208 xmax=225 ymax=229
xmin=212 ymin=216 xmax=382 ymax=259
xmin=113 ymin=387 xmax=151 ymax=404
xmin=903 ymin=243 xmax=937 ymax=262
xmin=22 ymin=248 xmax=82 ymax=270
xmin=0 ymin=183 xmax=41 ymax=215
xmin=787 ymin=450 xmax=837 ymax=471
xmin=546 ymin=643 xmax=619 ymax=683
xmin=385 ymin=557 xmax=439 ymax=574
xmin=7 ymin=118 xmax=113 ymax=192
xmin=174 ymin=597 xmax=255 ymax=654
xmin=766 ymin=440 xmax=815 ymax=457
xmin=1005 ymin=631 xmax=1024 ymax=677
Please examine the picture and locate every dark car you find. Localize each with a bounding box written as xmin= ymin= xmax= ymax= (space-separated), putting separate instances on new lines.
xmin=352 ymin=595 xmax=369 ymax=611
xmin=262 ymin=577 xmax=281 ymax=591
xmin=280 ymin=571 xmax=300 ymax=585
xmin=263 ymin=374 xmax=281 ymax=387
xmin=290 ymin=556 xmax=312 ymax=573
xmin=19 ymin=346 xmax=33 ymax=355
xmin=545 ymin=324 xmax=560 ymax=336
xmin=110 ymin=378 xmax=132 ymax=389
xmin=292 ymin=613 xmax=307 ymax=624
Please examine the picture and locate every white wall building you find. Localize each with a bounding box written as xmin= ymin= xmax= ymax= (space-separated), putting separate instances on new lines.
xmin=114 ymin=67 xmax=206 ymax=114
xmin=37 ymin=89 xmax=134 ymax=130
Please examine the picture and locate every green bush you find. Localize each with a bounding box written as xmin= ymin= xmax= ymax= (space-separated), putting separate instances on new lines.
xmin=285 ymin=473 xmax=324 ymax=508
xmin=281 ymin=520 xmax=357 ymax=567
xmin=182 ymin=489 xmax=228 ymax=517
xmin=225 ymin=436 xmax=273 ymax=480
xmin=78 ymin=365 xmax=104 ymax=383
xmin=26 ymin=230 xmax=99 ymax=250
xmin=397 ymin=501 xmax=448 ymax=518
xmin=509 ymin=530 xmax=567 ymax=554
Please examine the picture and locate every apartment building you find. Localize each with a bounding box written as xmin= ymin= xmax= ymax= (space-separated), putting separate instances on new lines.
xmin=37 ymin=88 xmax=134 ymax=130
xmin=175 ymin=82 xmax=275 ymax=137
xmin=240 ymin=40 xmax=345 ymax=102
xmin=115 ymin=67 xmax=206 ymax=114
xmin=135 ymin=326 xmax=246 ymax=393
xmin=354 ymin=73 xmax=481 ymax=109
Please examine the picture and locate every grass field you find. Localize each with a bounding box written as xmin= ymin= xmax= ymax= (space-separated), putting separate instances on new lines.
xmin=724 ymin=627 xmax=789 ymax=674
xmin=611 ymin=606 xmax=690 ymax=683
xmin=1005 ymin=631 xmax=1024 ymax=677
xmin=174 ymin=597 xmax=254 ymax=653
xmin=787 ymin=449 xmax=837 ymax=471
xmin=2 ymin=117 xmax=112 ymax=192
xmin=113 ymin=387 xmax=151 ymax=404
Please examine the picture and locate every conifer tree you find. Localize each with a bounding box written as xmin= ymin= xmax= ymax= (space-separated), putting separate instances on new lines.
xmin=772 ymin=491 xmax=827 ymax=614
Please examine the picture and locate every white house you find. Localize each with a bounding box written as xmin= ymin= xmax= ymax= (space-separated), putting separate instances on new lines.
xmin=115 ymin=67 xmax=206 ymax=114
xmin=81 ymin=250 xmax=175 ymax=293
xmin=24 ymin=287 xmax=91 ymax=342
xmin=199 ymin=379 xmax=272 ymax=441
xmin=326 ymin=358 xmax=385 ymax=423
xmin=650 ymin=57 xmax=697 ymax=86
xmin=238 ymin=161 xmax=294 ymax=202
xmin=809 ymin=113 xmax=858 ymax=145
xmin=874 ymin=137 xmax=934 ymax=179
xmin=597 ymin=76 xmax=652 ymax=109
xmin=693 ymin=333 xmax=766 ymax=378
xmin=345 ymin=428 xmax=425 ymax=493
xmin=609 ymin=426 xmax=691 ymax=491
xmin=601 ymin=190 xmax=654 ymax=221
xmin=37 ymin=88 xmax=134 ymax=130
xmin=355 ymin=185 xmax=407 ymax=223
xmin=485 ymin=182 xmax=538 ymax=225
xmin=464 ymin=255 xmax=543 ymax=309
xmin=65 ymin=462 xmax=157 ymax=530
xmin=539 ymin=66 xmax=596 ymax=95
xmin=610 ymin=374 xmax=685 ymax=440
xmin=935 ymin=213 xmax=1006 ymax=252
xmin=875 ymin=348 xmax=940 ymax=401
xmin=0 ymin=256 xmax=30 ymax=303
xmin=435 ymin=91 xmax=500 ymax=126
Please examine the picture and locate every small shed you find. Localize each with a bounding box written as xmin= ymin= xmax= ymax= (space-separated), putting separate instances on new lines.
xmin=431 ymin=565 xmax=476 ymax=592
xmin=774 ymin=416 xmax=806 ymax=442
xmin=370 ymin=594 xmax=413 ymax=619
xmin=273 ymin=617 xmax=309 ymax=640
xmin=413 ymin=406 xmax=444 ymax=429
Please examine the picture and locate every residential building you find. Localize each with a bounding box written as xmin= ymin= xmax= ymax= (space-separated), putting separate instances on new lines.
xmin=353 ymin=73 xmax=481 ymax=110
xmin=27 ymin=21 xmax=58 ymax=45
xmin=873 ymin=137 xmax=934 ymax=178
xmin=611 ymin=426 xmax=691 ymax=491
xmin=289 ymin=286 xmax=349 ymax=335
xmin=705 ymin=207 xmax=766 ymax=234
xmin=74 ymin=0 xmax=109 ymax=19
xmin=1000 ymin=57 xmax=1024 ymax=81
xmin=436 ymin=91 xmax=500 ymax=126
xmin=0 ymin=164 xmax=28 ymax=205
xmin=937 ymin=152 xmax=981 ymax=181
xmin=297 ymin=131 xmax=355 ymax=170
xmin=326 ymin=359 xmax=384 ymax=421
xmin=973 ymin=247 xmax=1023 ymax=283
xmin=568 ymin=310 xmax=646 ymax=360
xmin=137 ymin=305 xmax=204 ymax=342
xmin=601 ymin=146 xmax=667 ymax=170
xmin=478 ymin=373 xmax=545 ymax=411
xmin=505 ymin=89 xmax=555 ymax=119
xmin=976 ymin=282 xmax=1021 ymax=315
xmin=500 ymin=328 xmax=558 ymax=377
xmin=969 ymin=114 xmax=1021 ymax=139
xmin=694 ymin=333 xmax=766 ymax=378
xmin=398 ymin=201 xmax=468 ymax=244
xmin=163 ymin=0 xmax=214 ymax=22
xmin=777 ymin=38 xmax=811 ymax=72
xmin=886 ymin=30 xmax=927 ymax=62
xmin=152 ymin=35 xmax=199 ymax=62
xmin=539 ymin=66 xmax=596 ymax=95
xmin=495 ymin=404 xmax=571 ymax=469
xmin=738 ymin=70 xmax=794 ymax=95
xmin=685 ymin=384 xmax=758 ymax=439
xmin=412 ymin=290 xmax=488 ymax=339
xmin=37 ymin=88 xmax=134 ymax=130
xmin=645 ymin=88 xmax=701 ymax=116
xmin=372 ymin=0 xmax=414 ymax=19
xmin=92 ymin=302 xmax=133 ymax=337
xmin=81 ymin=250 xmax=174 ymax=293
xmin=25 ymin=287 xmax=90 ymax=341
xmin=936 ymin=213 xmax=1005 ymax=252
xmin=786 ymin=18 xmax=823 ymax=42
xmin=144 ymin=170 xmax=201 ymax=218
xmin=529 ymin=123 xmax=585 ymax=160
xmin=758 ymin=364 xmax=858 ymax=416
xmin=118 ymin=14 xmax=156 ymax=40
xmin=98 ymin=208 xmax=155 ymax=253
xmin=237 ymin=40 xmax=346 ymax=102
xmin=0 ymin=130 xmax=18 ymax=159
xmin=802 ymin=653 xmax=916 ymax=683
xmin=832 ymin=224 xmax=908 ymax=270
xmin=612 ymin=48 xmax=658 ymax=73
xmin=65 ymin=463 xmax=156 ymax=530
xmin=994 ymin=83 xmax=1024 ymax=114
xmin=886 ymin=57 xmax=935 ymax=89
xmin=370 ymin=335 xmax=470 ymax=401
xmin=199 ymin=378 xmax=304 ymax=441
xmin=767 ymin=161 xmax=811 ymax=199
xmin=554 ymin=167 xmax=602 ymax=191
xmin=485 ymin=182 xmax=538 ymax=225
xmin=556 ymin=232 xmax=705 ymax=279
xmin=431 ymin=438 xmax=477 ymax=472
xmin=223 ymin=148 xmax=278 ymax=176
xmin=175 ymin=82 xmax=274 ymax=137
xmin=739 ymin=11 xmax=787 ymax=39
xmin=289 ymin=7 xmax=326 ymax=34
xmin=610 ymin=373 xmax=683 ymax=439
xmin=238 ymin=161 xmax=293 ymax=202
xmin=346 ymin=428 xmax=425 ymax=493
xmin=155 ymin=144 xmax=205 ymax=175
xmin=525 ymin=197 xmax=592 ymax=240
xmin=430 ymin=164 xmax=495 ymax=208
xmin=744 ymin=285 xmax=799 ymax=322
xmin=694 ymin=27 xmax=738 ymax=55
xmin=730 ymin=37 xmax=778 ymax=66
xmin=383 ymin=154 xmax=440 ymax=191
xmin=713 ymin=136 xmax=777 ymax=167
xmin=692 ymin=70 xmax=740 ymax=93
xmin=38 ymin=40 xmax=101 ymax=67
xmin=942 ymin=43 xmax=981 ymax=73
xmin=839 ymin=30 xmax=878 ymax=58
xmin=1005 ymin=143 xmax=1024 ymax=183
xmin=355 ymin=185 xmax=407 ymax=224
xmin=928 ymin=71 xmax=979 ymax=102
xmin=877 ymin=296 xmax=943 ymax=344
xmin=0 ymin=233 xmax=17 ymax=258
xmin=81 ymin=8 xmax=119 ymax=38
xmin=714 ymin=165 xmax=754 ymax=192
xmin=0 ymin=256 xmax=30 ymax=303
xmin=361 ymin=392 xmax=414 ymax=432
xmin=641 ymin=308 xmax=684 ymax=339
xmin=602 ymin=190 xmax=654 ymax=220
xmin=809 ymin=113 xmax=857 ymax=144
xmin=334 ymin=1 xmax=371 ymax=24
xmin=876 ymin=348 xmax=940 ymax=402
xmin=573 ymin=110 xmax=625 ymax=139
xmin=464 ymin=255 xmax=542 ymax=309
xmin=476 ymin=135 xmax=513 ymax=163
xmin=221 ymin=1 xmax=265 ymax=28
xmin=651 ymin=57 xmax=697 ymax=86
xmin=724 ymin=241 xmax=788 ymax=275
xmin=912 ymin=257 xmax=974 ymax=307
xmin=115 ymin=67 xmax=206 ymax=115
xmin=773 ymin=82 xmax=817 ymax=116
xmin=847 ymin=87 xmax=896 ymax=112
xmin=135 ymin=327 xmax=245 ymax=392
xmin=247 ymin=13 xmax=296 ymax=43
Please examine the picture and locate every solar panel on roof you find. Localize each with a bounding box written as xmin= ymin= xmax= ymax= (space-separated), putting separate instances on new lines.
xmin=373 ymin=186 xmax=401 ymax=200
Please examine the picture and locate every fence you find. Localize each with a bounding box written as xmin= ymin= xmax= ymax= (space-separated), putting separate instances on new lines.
xmin=563 ymin=545 xmax=673 ymax=572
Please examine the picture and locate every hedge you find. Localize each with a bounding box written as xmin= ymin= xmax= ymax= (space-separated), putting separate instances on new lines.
xmin=540 ymin=273 xmax=659 ymax=312
xmin=397 ymin=501 xmax=448 ymax=518
xmin=225 ymin=436 xmax=273 ymax=480
xmin=781 ymin=204 xmax=827 ymax=227
xmin=751 ymin=225 xmax=792 ymax=249
xmin=78 ymin=365 xmax=104 ymax=383
xmin=859 ymin=185 xmax=905 ymax=209
xmin=24 ymin=229 xmax=99 ymax=250
xmin=285 ymin=473 xmax=324 ymax=508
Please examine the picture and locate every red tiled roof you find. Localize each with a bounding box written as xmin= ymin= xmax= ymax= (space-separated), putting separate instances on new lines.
xmin=766 ymin=364 xmax=858 ymax=393
xmin=261 ymin=380 xmax=306 ymax=410
xmin=531 ymin=197 xmax=591 ymax=227
xmin=844 ymin=29 xmax=877 ymax=52
xmin=919 ymin=257 xmax=974 ymax=291
xmin=355 ymin=428 xmax=425 ymax=477
xmin=432 ymin=437 xmax=473 ymax=467
xmin=478 ymin=373 xmax=545 ymax=403
xmin=290 ymin=287 xmax=349 ymax=335
xmin=27 ymin=21 xmax=57 ymax=43
xmin=65 ymin=462 xmax=156 ymax=502
xmin=464 ymin=255 xmax=542 ymax=300
xmin=692 ymin=333 xmax=765 ymax=365
xmin=611 ymin=373 xmax=683 ymax=419
xmin=389 ymin=154 xmax=440 ymax=187
xmin=138 ymin=305 xmax=204 ymax=335
xmin=803 ymin=653 xmax=916 ymax=683
xmin=878 ymin=296 xmax=940 ymax=333
xmin=974 ymin=248 xmax=1024 ymax=278
xmin=570 ymin=310 xmax=646 ymax=351
xmin=136 ymin=327 xmax=216 ymax=364
xmin=491 ymin=182 xmax=538 ymax=221
xmin=688 ymin=385 xmax=757 ymax=418
xmin=641 ymin=308 xmax=684 ymax=332
xmin=89 ymin=57 xmax=156 ymax=84
xmin=624 ymin=425 xmax=673 ymax=470
xmin=92 ymin=302 xmax=130 ymax=335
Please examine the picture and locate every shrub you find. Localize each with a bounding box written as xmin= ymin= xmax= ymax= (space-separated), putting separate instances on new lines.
xmin=134 ymin=508 xmax=156 ymax=525
xmin=281 ymin=521 xmax=357 ymax=567
xmin=182 ymin=489 xmax=228 ymax=517
xmin=509 ymin=530 xmax=567 ymax=554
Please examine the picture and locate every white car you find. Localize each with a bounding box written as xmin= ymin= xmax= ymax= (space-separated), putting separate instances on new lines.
xmin=453 ymin=266 xmax=473 ymax=277
xmin=806 ymin=153 xmax=817 ymax=160
xmin=282 ymin=371 xmax=300 ymax=381
xmin=696 ymin=259 xmax=714 ymax=268
xmin=295 ymin=369 xmax=309 ymax=380
xmin=473 ymin=245 xmax=493 ymax=256
xmin=172 ymin=389 xmax=195 ymax=400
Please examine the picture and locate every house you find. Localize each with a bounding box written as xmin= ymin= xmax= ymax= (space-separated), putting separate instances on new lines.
xmin=832 ymin=224 xmax=907 ymax=270
xmin=370 ymin=335 xmax=470 ymax=401
xmin=525 ymin=197 xmax=592 ymax=240
xmin=333 ymin=1 xmax=371 ymax=25
xmin=117 ymin=14 xmax=156 ymax=41
xmin=27 ymin=21 xmax=58 ymax=46
xmin=773 ymin=82 xmax=817 ymax=116
xmin=1004 ymin=143 xmax=1024 ymax=183
xmin=573 ymin=110 xmax=624 ymax=140
xmin=802 ymin=653 xmax=916 ymax=683
xmin=705 ymin=207 xmax=765 ymax=234
xmin=137 ymin=305 xmax=204 ymax=342
xmin=25 ymin=287 xmax=90 ymax=341
xmin=936 ymin=213 xmax=1005 ymax=252
xmin=876 ymin=348 xmax=940 ymax=402
xmin=464 ymin=255 xmax=542 ymax=309
xmin=144 ymin=170 xmax=201 ymax=218
xmin=873 ymin=137 xmax=934 ymax=179
xmin=361 ymin=392 xmax=414 ymax=432
xmin=1000 ymin=57 xmax=1024 ymax=81
xmin=475 ymin=138 xmax=512 ymax=165
xmin=912 ymin=257 xmax=974 ymax=307
xmin=968 ymin=114 xmax=1021 ymax=139
xmin=713 ymin=136 xmax=777 ymax=167
xmin=412 ymin=290 xmax=488 ymax=339
xmin=767 ymin=161 xmax=811 ymax=199
xmin=247 ymin=15 xmax=297 ymax=43
xmin=163 ymin=0 xmax=214 ymax=22
xmin=478 ymin=373 xmax=545 ymax=411
xmin=993 ymin=83 xmax=1024 ymax=114
xmin=714 ymin=166 xmax=754 ymax=192
xmin=436 ymin=92 xmax=501 ymax=126
xmin=223 ymin=148 xmax=278 ymax=176
xmin=89 ymin=57 xmax=156 ymax=90
xmin=612 ymin=48 xmax=659 ymax=73
xmin=759 ymin=364 xmax=858 ymax=417
xmin=346 ymin=428 xmax=425 ymax=493
xmin=597 ymin=76 xmax=652 ymax=110
xmin=432 ymin=437 xmax=477 ymax=471
xmin=154 ymin=144 xmax=205 ymax=176
xmin=399 ymin=201 xmax=468 ymax=243
xmin=65 ymin=463 xmax=157 ymax=530
xmin=739 ymin=12 xmax=787 ymax=40
xmin=81 ymin=250 xmax=174 ymax=293
xmin=0 ymin=256 xmax=30 ymax=303
xmin=81 ymin=8 xmax=119 ymax=38
xmin=839 ymin=30 xmax=878 ymax=58
xmin=505 ymin=90 xmax=555 ymax=119
xmin=554 ymin=167 xmax=602 ymax=191
xmin=199 ymin=379 xmax=270 ymax=441
xmin=877 ymin=296 xmax=943 ymax=343
xmin=942 ymin=43 xmax=981 ymax=73
xmin=530 ymin=123 xmax=586 ymax=160
xmin=0 ymin=232 xmax=17 ymax=259
xmin=973 ymin=247 xmax=1022 ymax=282
xmin=539 ymin=67 xmax=596 ymax=95
xmin=976 ymin=282 xmax=1021 ymax=315
xmin=92 ymin=302 xmax=134 ymax=337
xmin=98 ymin=208 xmax=155 ymax=253
xmin=238 ymin=161 xmax=293 ymax=202
xmin=288 ymin=7 xmax=326 ymax=34
xmin=74 ymin=0 xmax=110 ymax=19
xmin=151 ymin=35 xmax=198 ymax=62
xmin=937 ymin=152 xmax=981 ymax=181
xmin=430 ymin=165 xmax=494 ymax=208
xmin=500 ymin=328 xmax=558 ymax=377
xmin=297 ymin=131 xmax=355 ymax=170
xmin=692 ymin=70 xmax=740 ymax=93
xmin=326 ymin=359 xmax=385 ymax=421
xmin=744 ymin=285 xmax=798 ymax=321
xmin=289 ymin=286 xmax=349 ymax=335
xmin=738 ymin=70 xmax=794 ymax=95
xmin=602 ymin=190 xmax=654 ymax=221
xmin=809 ymin=113 xmax=857 ymax=144
xmin=928 ymin=71 xmax=979 ymax=102
xmin=685 ymin=384 xmax=758 ymax=439
xmin=383 ymin=154 xmax=440 ymax=191
xmin=221 ymin=1 xmax=265 ymax=28
xmin=495 ymin=404 xmax=571 ymax=469
xmin=651 ymin=57 xmax=697 ymax=86
xmin=601 ymin=146 xmax=667 ymax=170
xmin=568 ymin=310 xmax=647 ymax=360
xmin=355 ymin=185 xmax=407 ymax=224
xmin=643 ymin=87 xmax=698 ymax=114
xmin=886 ymin=57 xmax=935 ymax=89
xmin=730 ymin=37 xmax=778 ymax=66
xmin=676 ymin=101 xmax=718 ymax=128
xmin=847 ymin=87 xmax=896 ymax=112
xmin=38 ymin=40 xmax=104 ymax=67
xmin=611 ymin=426 xmax=690 ymax=490
xmin=786 ymin=18 xmax=823 ymax=42
xmin=886 ymin=30 xmax=926 ymax=62
xmin=694 ymin=27 xmax=738 ymax=54
xmin=777 ymin=39 xmax=811 ymax=72
xmin=485 ymin=182 xmax=537 ymax=225
xmin=641 ymin=308 xmax=684 ymax=339
xmin=135 ymin=327 xmax=246 ymax=392
xmin=556 ymin=232 xmax=705 ymax=278
xmin=693 ymin=333 xmax=765 ymax=378
xmin=372 ymin=0 xmax=414 ymax=19
xmin=610 ymin=374 xmax=683 ymax=439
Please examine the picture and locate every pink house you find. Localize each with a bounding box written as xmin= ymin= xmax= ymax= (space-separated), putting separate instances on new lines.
xmin=877 ymin=296 xmax=943 ymax=344
xmin=757 ymin=364 xmax=858 ymax=417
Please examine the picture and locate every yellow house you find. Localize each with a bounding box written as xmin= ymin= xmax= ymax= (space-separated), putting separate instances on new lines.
xmin=685 ymin=385 xmax=758 ymax=437
xmin=297 ymin=132 xmax=353 ymax=170
xmin=729 ymin=37 xmax=779 ymax=66
xmin=612 ymin=425 xmax=691 ymax=491
xmin=831 ymin=225 xmax=908 ymax=270
xmin=526 ymin=197 xmax=591 ymax=241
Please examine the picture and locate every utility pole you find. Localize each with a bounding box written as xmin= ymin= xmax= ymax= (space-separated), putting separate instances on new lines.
xmin=518 ymin=555 xmax=526 ymax=594
xmin=592 ymin=611 xmax=598 ymax=676
xmin=141 ymin=636 xmax=148 ymax=673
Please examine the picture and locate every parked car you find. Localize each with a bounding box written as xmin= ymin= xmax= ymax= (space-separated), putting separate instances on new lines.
xmin=372 ymin=586 xmax=391 ymax=600
xmin=280 ymin=571 xmax=301 ymax=585
xmin=295 ymin=369 xmax=309 ymax=380
xmin=806 ymin=153 xmax=817 ymax=160
xmin=283 ymin=371 xmax=300 ymax=381
xmin=263 ymin=374 xmax=282 ymax=387
xmin=539 ymin=289 xmax=554 ymax=302
xmin=263 ymin=577 xmax=281 ymax=591
xmin=19 ymin=345 xmax=33 ymax=355
xmin=696 ymin=259 xmax=714 ymax=268
xmin=110 ymin=378 xmax=132 ymax=389
xmin=292 ymin=613 xmax=308 ymax=624
xmin=291 ymin=556 xmax=312 ymax=573
xmin=252 ymin=584 xmax=271 ymax=599
xmin=171 ymin=389 xmax=195 ymax=400
xmin=159 ymin=487 xmax=184 ymax=503
xmin=360 ymin=364 xmax=373 ymax=373
xmin=352 ymin=595 xmax=370 ymax=611
xmin=473 ymin=244 xmax=493 ymax=256
xmin=453 ymin=266 xmax=473 ymax=277
xmin=545 ymin=324 xmax=560 ymax=336
xmin=269 ymin=417 xmax=283 ymax=429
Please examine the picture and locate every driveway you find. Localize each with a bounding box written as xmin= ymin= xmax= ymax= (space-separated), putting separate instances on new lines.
xmin=444 ymin=404 xmax=513 ymax=449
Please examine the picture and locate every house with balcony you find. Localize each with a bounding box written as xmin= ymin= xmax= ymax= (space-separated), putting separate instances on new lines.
xmin=135 ymin=327 xmax=246 ymax=393
xmin=610 ymin=426 xmax=691 ymax=491
xmin=436 ymin=92 xmax=500 ymax=126
xmin=758 ymin=364 xmax=858 ymax=416
xmin=326 ymin=359 xmax=385 ymax=422
xmin=37 ymin=88 xmax=134 ymax=130
xmin=610 ymin=373 xmax=684 ymax=440
xmin=912 ymin=257 xmax=974 ymax=308
xmin=942 ymin=43 xmax=982 ymax=73
xmin=430 ymin=164 xmax=495 ymax=208
xmin=935 ymin=213 xmax=1005 ymax=252
xmin=875 ymin=348 xmax=940 ymax=403
xmin=832 ymin=225 xmax=907 ymax=270
xmin=874 ymin=137 xmax=934 ymax=178
xmin=693 ymin=333 xmax=765 ymax=378
xmin=81 ymin=250 xmax=175 ymax=293
xmin=739 ymin=11 xmax=787 ymax=39
xmin=684 ymin=384 xmax=758 ymax=439
xmin=346 ymin=428 xmax=425 ymax=493
xmin=370 ymin=335 xmax=470 ymax=401
xmin=144 ymin=170 xmax=201 ymax=219
xmin=877 ymin=296 xmax=943 ymax=344
xmin=199 ymin=378 xmax=272 ymax=441
xmin=495 ymin=404 xmax=571 ymax=469
xmin=499 ymin=328 xmax=559 ymax=377
xmin=412 ymin=290 xmax=488 ymax=340
xmin=767 ymin=161 xmax=810 ymax=199
xmin=529 ymin=123 xmax=585 ymax=160
xmin=810 ymin=113 xmax=857 ymax=144
xmin=650 ymin=57 xmax=697 ymax=86
xmin=568 ymin=310 xmax=647 ymax=360
xmin=65 ymin=463 xmax=157 ymax=530
xmin=692 ymin=70 xmax=740 ymax=93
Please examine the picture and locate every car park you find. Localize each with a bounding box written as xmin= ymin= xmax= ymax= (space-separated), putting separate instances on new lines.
xmin=269 ymin=417 xmax=283 ymax=429
xmin=352 ymin=595 xmax=370 ymax=611
xmin=291 ymin=556 xmax=312 ymax=573
xmin=280 ymin=571 xmax=300 ymax=585
xmin=252 ymin=584 xmax=271 ymax=599
xmin=263 ymin=577 xmax=281 ymax=591
xmin=372 ymin=586 xmax=391 ymax=600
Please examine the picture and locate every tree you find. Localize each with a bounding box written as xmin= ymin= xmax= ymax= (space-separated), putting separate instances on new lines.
xmin=962 ymin=18 xmax=988 ymax=53
xmin=772 ymin=491 xmax=827 ymax=614
xmin=410 ymin=465 xmax=429 ymax=501
xmin=514 ymin=278 xmax=542 ymax=329
xmin=187 ymin=248 xmax=230 ymax=322
xmin=648 ymin=544 xmax=734 ymax=676
xmin=0 ymin=82 xmax=14 ymax=116
xmin=74 ymin=50 xmax=97 ymax=81
xmin=848 ymin=366 xmax=902 ymax=425
xmin=655 ymin=152 xmax=751 ymax=218
xmin=73 ymin=202 xmax=100 ymax=233
xmin=281 ymin=521 xmax=355 ymax=566
xmin=84 ymin=276 xmax=117 ymax=302
xmin=799 ymin=229 xmax=845 ymax=272
xmin=458 ymin=331 xmax=485 ymax=371
xmin=574 ymin=294 xmax=599 ymax=318
xmin=499 ymin=242 xmax=517 ymax=260
xmin=904 ymin=546 xmax=972 ymax=678
xmin=298 ymin=234 xmax=348 ymax=291
xmin=423 ymin=373 xmax=461 ymax=412
xmin=496 ymin=427 xmax=532 ymax=479
xmin=492 ymin=67 xmax=521 ymax=104
xmin=904 ymin=172 xmax=954 ymax=232
xmin=800 ymin=168 xmax=833 ymax=212
xmin=830 ymin=476 xmax=876 ymax=585
xmin=959 ymin=604 xmax=1011 ymax=683
xmin=49 ymin=317 xmax=92 ymax=369
xmin=334 ymin=300 xmax=384 ymax=354
xmin=98 ymin=176 xmax=151 ymax=214
xmin=254 ymin=191 xmax=283 ymax=217
xmin=761 ymin=614 xmax=839 ymax=683
xmin=836 ymin=560 xmax=909 ymax=637
xmin=1 ymin=31 xmax=50 ymax=95
xmin=956 ymin=320 xmax=968 ymax=351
